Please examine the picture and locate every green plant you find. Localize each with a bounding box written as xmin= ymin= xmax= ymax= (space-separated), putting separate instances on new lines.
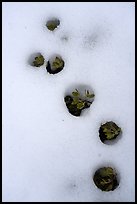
xmin=52 ymin=57 xmax=64 ymax=70
xmin=99 ymin=121 xmax=122 ymax=143
xmin=64 ymin=89 xmax=95 ymax=116
xmin=46 ymin=19 xmax=60 ymax=31
xmin=93 ymin=167 xmax=119 ymax=191
xmin=33 ymin=54 xmax=45 ymax=67
xmin=71 ymin=89 xmax=94 ymax=110
xmin=85 ymin=90 xmax=95 ymax=98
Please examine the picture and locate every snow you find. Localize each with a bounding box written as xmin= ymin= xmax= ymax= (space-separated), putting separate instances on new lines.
xmin=2 ymin=2 xmax=135 ymax=202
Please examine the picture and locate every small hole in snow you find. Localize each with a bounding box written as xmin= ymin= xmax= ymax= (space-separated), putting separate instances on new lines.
xmin=46 ymin=18 xmax=60 ymax=31
xmin=93 ymin=166 xmax=119 ymax=192
xmin=64 ymin=84 xmax=95 ymax=117
xmin=46 ymin=54 xmax=65 ymax=74
xmin=28 ymin=53 xmax=45 ymax=67
xmin=99 ymin=121 xmax=122 ymax=145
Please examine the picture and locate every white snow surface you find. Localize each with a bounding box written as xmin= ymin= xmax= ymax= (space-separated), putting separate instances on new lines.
xmin=2 ymin=2 xmax=135 ymax=202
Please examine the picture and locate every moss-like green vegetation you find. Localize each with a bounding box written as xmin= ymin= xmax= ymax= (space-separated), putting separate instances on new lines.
xmin=64 ymin=89 xmax=95 ymax=116
xmin=93 ymin=167 xmax=119 ymax=191
xmin=46 ymin=56 xmax=64 ymax=74
xmin=46 ymin=19 xmax=60 ymax=31
xmin=33 ymin=54 xmax=45 ymax=67
xmin=99 ymin=121 xmax=122 ymax=143
xmin=52 ymin=57 xmax=64 ymax=70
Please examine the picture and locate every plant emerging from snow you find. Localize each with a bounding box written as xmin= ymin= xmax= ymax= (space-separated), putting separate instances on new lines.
xmin=99 ymin=121 xmax=122 ymax=143
xmin=33 ymin=54 xmax=45 ymax=67
xmin=46 ymin=18 xmax=60 ymax=31
xmin=64 ymin=88 xmax=95 ymax=116
xmin=52 ymin=57 xmax=64 ymax=70
xmin=46 ymin=56 xmax=64 ymax=74
xmin=71 ymin=89 xmax=94 ymax=110
xmin=93 ymin=167 xmax=119 ymax=191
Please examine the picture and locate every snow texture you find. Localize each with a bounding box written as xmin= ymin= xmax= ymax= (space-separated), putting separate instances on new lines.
xmin=2 ymin=2 xmax=135 ymax=202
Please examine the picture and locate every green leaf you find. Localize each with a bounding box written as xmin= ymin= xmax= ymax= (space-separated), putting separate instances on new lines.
xmin=71 ymin=98 xmax=79 ymax=105
xmin=87 ymin=93 xmax=95 ymax=98
xmin=52 ymin=57 xmax=64 ymax=69
xmin=77 ymin=102 xmax=85 ymax=109
xmin=33 ymin=55 xmax=45 ymax=67
xmin=85 ymin=90 xmax=95 ymax=98
xmin=101 ymin=121 xmax=122 ymax=140
xmin=72 ymin=89 xmax=80 ymax=97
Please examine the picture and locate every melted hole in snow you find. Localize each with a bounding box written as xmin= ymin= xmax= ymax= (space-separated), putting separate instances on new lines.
xmin=28 ymin=52 xmax=45 ymax=67
xmin=46 ymin=54 xmax=65 ymax=74
xmin=92 ymin=165 xmax=120 ymax=192
xmin=46 ymin=18 xmax=60 ymax=31
xmin=98 ymin=121 xmax=122 ymax=145
xmin=64 ymin=84 xmax=95 ymax=117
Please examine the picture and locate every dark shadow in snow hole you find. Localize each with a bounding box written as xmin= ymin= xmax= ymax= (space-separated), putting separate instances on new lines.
xmin=28 ymin=53 xmax=45 ymax=67
xmin=93 ymin=166 xmax=120 ymax=192
xmin=64 ymin=84 xmax=95 ymax=117
xmin=99 ymin=121 xmax=122 ymax=145
xmin=46 ymin=54 xmax=64 ymax=74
